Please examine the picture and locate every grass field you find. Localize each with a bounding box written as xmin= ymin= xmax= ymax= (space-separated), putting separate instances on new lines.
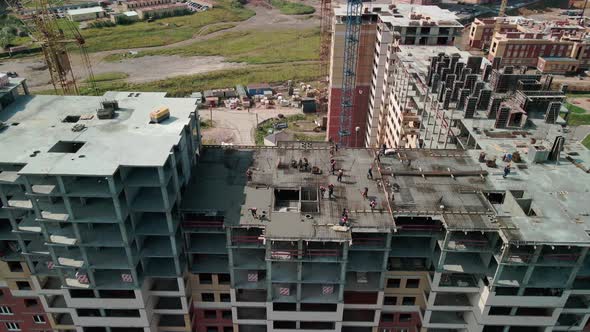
xmin=44 ymin=63 xmax=322 ymax=97
xmin=565 ymin=102 xmax=588 ymax=114
xmin=105 ymin=28 xmax=320 ymax=64
xmin=583 ymin=134 xmax=590 ymax=149
xmin=89 ymin=72 xmax=129 ymax=82
xmin=270 ymin=0 xmax=315 ymax=15
xmin=76 ymin=0 xmax=254 ymax=53
xmin=567 ymin=113 xmax=590 ymax=126
xmin=196 ymin=23 xmax=237 ymax=36
xmin=255 ymin=114 xmax=308 ymax=145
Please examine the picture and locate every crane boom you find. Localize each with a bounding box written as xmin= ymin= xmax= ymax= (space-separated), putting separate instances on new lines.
xmin=337 ymin=0 xmax=363 ymax=147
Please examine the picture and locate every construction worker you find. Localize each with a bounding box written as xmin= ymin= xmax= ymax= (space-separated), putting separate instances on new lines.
xmin=369 ymin=199 xmax=377 ymax=210
xmin=337 ymin=169 xmax=343 ymax=182
xmin=339 ymin=215 xmax=348 ymax=226
xmin=303 ymin=158 xmax=309 ymax=171
xmin=246 ymin=169 xmax=253 ymax=181
xmin=380 ymin=143 xmax=386 ymax=156
xmin=328 ymin=183 xmax=334 ymax=198
xmin=503 ymin=164 xmax=511 ymax=178
xmin=341 ymin=208 xmax=348 ymax=218
xmin=330 ymin=158 xmax=336 ymax=174
xmin=367 ymin=166 xmax=373 ymax=180
xmin=298 ymin=158 xmax=303 ymax=170
xmin=319 ymin=186 xmax=326 ymax=198
xmin=249 ymin=207 xmax=258 ymax=218
xmin=362 ymin=187 xmax=368 ymax=199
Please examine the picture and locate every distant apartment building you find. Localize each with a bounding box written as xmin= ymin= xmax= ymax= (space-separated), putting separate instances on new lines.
xmin=469 ymin=16 xmax=590 ymax=74
xmin=327 ymin=2 xmax=462 ymax=147
xmin=122 ymin=0 xmax=188 ymax=19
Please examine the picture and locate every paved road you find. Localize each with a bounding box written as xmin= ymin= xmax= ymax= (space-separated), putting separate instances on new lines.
xmin=200 ymin=107 xmax=303 ymax=145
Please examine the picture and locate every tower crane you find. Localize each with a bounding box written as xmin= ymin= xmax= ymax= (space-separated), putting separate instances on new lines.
xmin=8 ymin=0 xmax=96 ymax=95
xmin=494 ymin=0 xmax=508 ymax=34
xmin=337 ymin=0 xmax=363 ymax=147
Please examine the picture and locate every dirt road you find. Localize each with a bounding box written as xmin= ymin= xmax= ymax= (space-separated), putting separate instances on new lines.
xmin=0 ymin=3 xmax=321 ymax=91
xmin=201 ymin=106 xmax=303 ymax=145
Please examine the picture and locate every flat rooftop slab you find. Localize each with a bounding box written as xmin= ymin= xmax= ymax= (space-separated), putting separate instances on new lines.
xmin=0 ymin=91 xmax=197 ymax=176
xmin=182 ymin=144 xmax=395 ymax=240
xmin=380 ymin=149 xmax=497 ymax=231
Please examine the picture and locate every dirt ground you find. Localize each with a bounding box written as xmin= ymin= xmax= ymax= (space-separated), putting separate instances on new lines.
xmin=520 ymin=7 xmax=566 ymax=20
xmin=200 ymin=106 xmax=304 ymax=145
xmin=0 ymin=2 xmax=321 ymax=91
xmin=568 ymin=97 xmax=590 ymax=112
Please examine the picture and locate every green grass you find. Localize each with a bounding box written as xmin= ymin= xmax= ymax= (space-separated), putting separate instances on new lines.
xmin=270 ymin=0 xmax=315 ymax=15
xmin=567 ymin=113 xmax=590 ymax=126
xmin=35 ymin=63 xmax=321 ymax=97
xmin=75 ymin=0 xmax=254 ymax=53
xmin=255 ymin=114 xmax=307 ymax=145
xmin=105 ymin=28 xmax=319 ymax=64
xmin=89 ymin=72 xmax=129 ymax=82
xmin=583 ymin=134 xmax=590 ymax=149
xmin=293 ymin=132 xmax=324 ymax=141
xmin=200 ymin=119 xmax=214 ymax=129
xmin=565 ymin=102 xmax=588 ymax=114
xmin=197 ymin=23 xmax=237 ymax=36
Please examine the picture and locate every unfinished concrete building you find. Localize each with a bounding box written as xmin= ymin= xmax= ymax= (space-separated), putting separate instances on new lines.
xmin=327 ymin=2 xmax=463 ymax=147
xmin=179 ymin=139 xmax=590 ymax=332
xmin=0 ymin=82 xmax=200 ymax=331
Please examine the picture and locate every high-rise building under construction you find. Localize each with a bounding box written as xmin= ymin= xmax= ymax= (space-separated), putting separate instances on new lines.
xmin=2 ymin=75 xmax=590 ymax=332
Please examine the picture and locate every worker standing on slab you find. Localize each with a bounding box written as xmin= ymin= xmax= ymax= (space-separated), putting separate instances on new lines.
xmin=320 ymin=186 xmax=326 ymax=198
xmin=362 ymin=187 xmax=368 ymax=199
xmin=330 ymin=158 xmax=336 ymax=174
xmin=503 ymin=164 xmax=511 ymax=178
xmin=328 ymin=183 xmax=334 ymax=198
xmin=337 ymin=169 xmax=343 ymax=182
xmin=246 ymin=168 xmax=253 ymax=181
xmin=367 ymin=165 xmax=373 ymax=179
xmin=249 ymin=207 xmax=258 ymax=218
xmin=369 ymin=199 xmax=377 ymax=211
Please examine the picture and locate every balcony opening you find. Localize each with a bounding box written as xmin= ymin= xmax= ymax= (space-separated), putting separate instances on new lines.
xmin=273 ymin=321 xmax=296 ymax=329
xmin=383 ymin=296 xmax=397 ymax=305
xmin=219 ymin=273 xmax=231 ymax=284
xmin=237 ymin=307 xmax=266 ymax=320
xmin=150 ymin=278 xmax=179 ymax=292
xmin=199 ymin=273 xmax=213 ymax=285
xmin=489 ymin=306 xmax=511 ymax=315
xmin=343 ymin=309 xmax=375 ymax=322
xmin=16 ymin=281 xmax=31 ymax=290
xmin=24 ymin=299 xmax=38 ymax=307
xmin=158 ymin=314 xmax=186 ymax=327
xmin=98 ymin=290 xmax=135 ymax=298
xmin=201 ymin=293 xmax=214 ymax=302
xmin=273 ymin=303 xmax=296 ymax=311
xmin=300 ymin=322 xmax=335 ymax=330
xmin=49 ymin=141 xmax=86 ymax=153
xmin=204 ymin=310 xmax=216 ymax=319
xmin=155 ymin=297 xmax=182 ymax=310
xmin=71 ymin=289 xmax=96 ymax=298
xmin=301 ymin=303 xmax=337 ymax=312
xmin=236 ymin=289 xmax=266 ymax=302
xmin=220 ymin=293 xmax=231 ymax=302
xmin=515 ymin=307 xmax=552 ymax=317
xmin=7 ymin=261 xmax=23 ymax=272
xmin=105 ymin=309 xmax=140 ymax=317
xmin=77 ymin=309 xmax=101 ymax=317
